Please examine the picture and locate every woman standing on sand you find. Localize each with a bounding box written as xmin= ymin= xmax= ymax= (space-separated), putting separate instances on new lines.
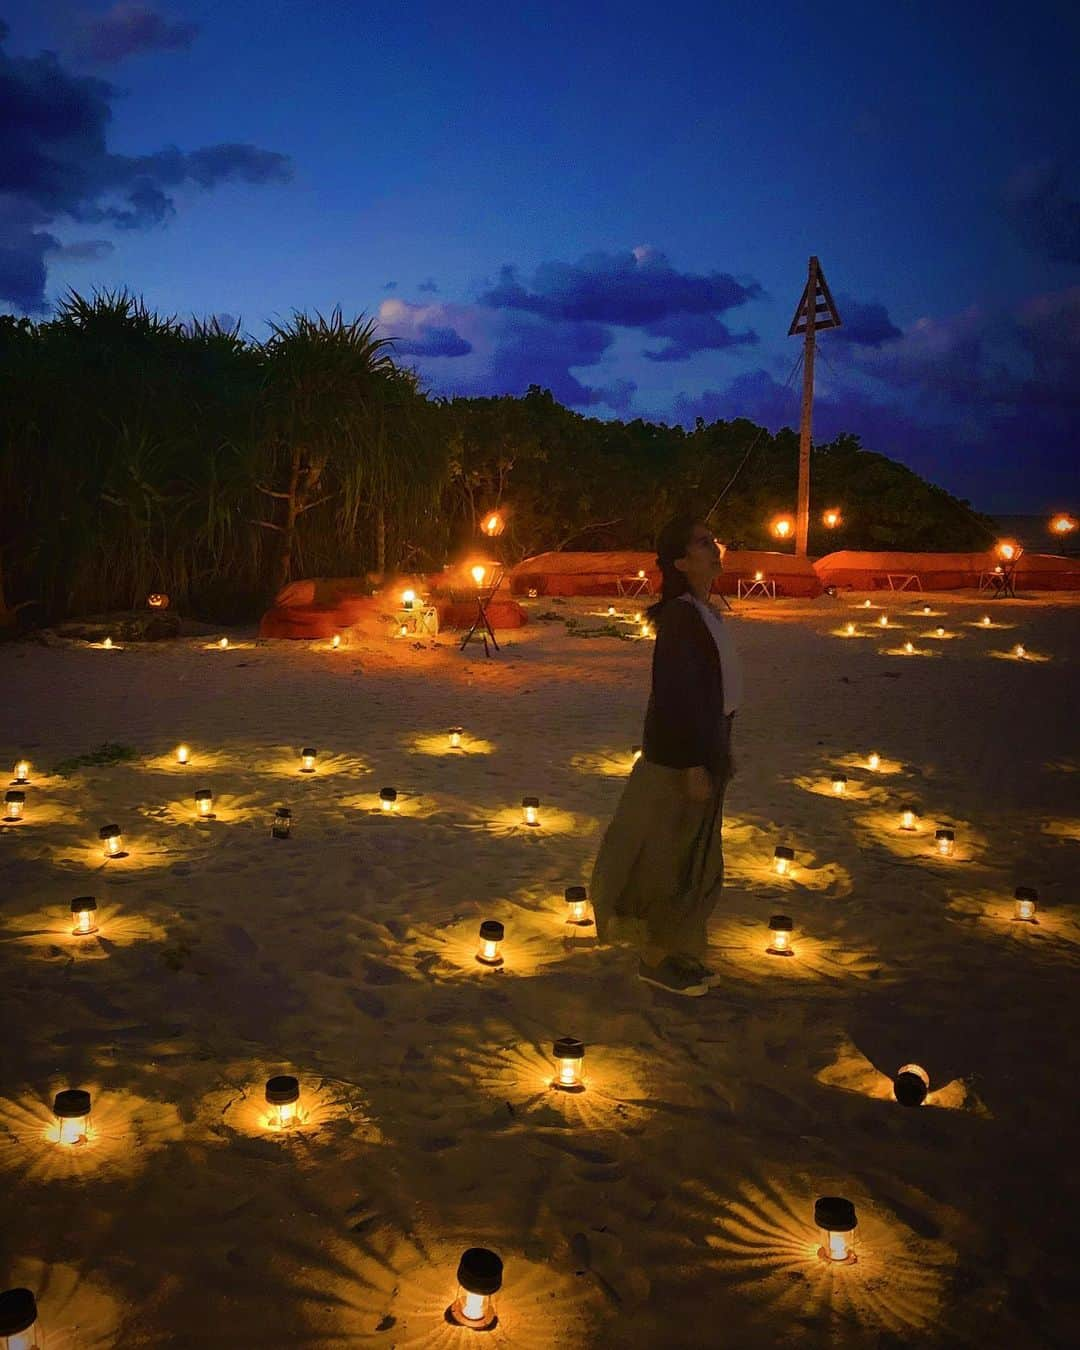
xmin=590 ymin=515 xmax=741 ymax=996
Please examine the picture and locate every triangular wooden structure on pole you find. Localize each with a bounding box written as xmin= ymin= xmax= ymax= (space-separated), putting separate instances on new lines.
xmin=789 ymin=257 xmax=841 ymax=557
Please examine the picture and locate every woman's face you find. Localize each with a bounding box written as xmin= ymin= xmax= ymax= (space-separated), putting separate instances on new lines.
xmin=676 ymin=524 xmax=722 ymax=589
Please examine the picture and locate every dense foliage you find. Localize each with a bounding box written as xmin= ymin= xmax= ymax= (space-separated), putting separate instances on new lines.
xmin=0 ymin=292 xmax=995 ymax=626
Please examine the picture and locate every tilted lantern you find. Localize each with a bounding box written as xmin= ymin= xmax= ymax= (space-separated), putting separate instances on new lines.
xmin=449 ymin=726 xmax=464 ymax=749
xmin=379 ymin=787 xmax=398 ymax=813
xmin=272 ymin=807 xmax=292 ymax=840
xmin=893 ymin=1064 xmax=930 ymax=1107
xmin=3 ymin=791 xmax=24 ymax=822
xmin=766 ymin=914 xmax=794 ymax=957
xmin=448 ymin=1247 xmax=502 ymax=1331
xmin=815 ymin=1197 xmax=857 ymax=1263
xmin=1013 ymin=886 xmax=1038 ymax=923
xmin=99 ymin=824 xmax=123 ymax=858
xmin=521 ymin=796 xmax=540 ymax=827
xmin=300 ymin=747 xmax=317 ymax=774
xmin=552 ymin=1036 xmax=585 ymax=1092
xmin=773 ymin=845 xmax=794 ymax=877
xmin=71 ymin=896 xmax=98 ymax=936
xmin=265 ymin=1075 xmax=300 ymax=1129
xmin=935 ymin=827 xmax=955 ymax=857
xmin=830 ymin=774 xmax=848 ymax=796
xmin=565 ymin=885 xmax=593 ymax=927
xmin=0 ymin=1287 xmax=40 ymax=1350
xmin=52 ymin=1088 xmax=91 ymax=1147
xmin=476 ymin=920 xmax=504 ymax=967
xmin=194 ymin=788 xmax=214 ymax=819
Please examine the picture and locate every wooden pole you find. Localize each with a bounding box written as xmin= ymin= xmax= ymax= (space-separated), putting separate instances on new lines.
xmin=796 ymin=256 xmax=818 ymax=558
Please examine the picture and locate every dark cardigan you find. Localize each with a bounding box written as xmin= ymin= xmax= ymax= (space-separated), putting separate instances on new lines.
xmin=641 ymin=595 xmax=731 ymax=776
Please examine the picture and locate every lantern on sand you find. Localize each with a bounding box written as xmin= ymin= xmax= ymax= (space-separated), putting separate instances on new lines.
xmin=331 ymin=633 xmax=341 ymax=649
xmin=565 ymin=885 xmax=592 ymax=927
xmin=272 ymin=807 xmax=292 ymax=840
xmin=773 ymin=845 xmax=794 ymax=877
xmin=194 ymin=788 xmax=214 ymax=819
xmin=607 ymin=605 xmax=616 ymax=617
xmin=3 ymin=791 xmax=24 ymax=822
xmin=1013 ymin=644 xmax=1026 ymax=660
xmin=102 ymin=637 xmax=113 ymax=649
xmin=71 ymin=896 xmax=98 ymax=936
xmin=379 ymin=787 xmax=398 ymax=813
xmin=52 ymin=1089 xmax=91 ymax=1147
xmin=903 ymin=641 xmax=915 ymax=654
xmin=893 ymin=1064 xmax=930 ymax=1107
xmin=176 ymin=743 xmax=190 ymax=765
xmin=935 ymin=626 xmax=945 ymax=638
xmin=218 ymin=637 xmax=229 ymax=649
xmin=830 ymin=773 xmax=847 ymax=796
xmin=300 ymin=747 xmax=317 ymax=774
xmin=265 ymin=1075 xmax=300 ymax=1129
xmin=845 ymin=622 xmax=856 ymax=636
xmin=99 ymin=824 xmax=123 ymax=858
xmin=899 ymin=804 xmax=919 ymax=832
xmin=476 ymin=920 xmax=504 ymax=967
xmin=0 ymin=1287 xmax=40 ymax=1349
xmin=1013 ymin=886 xmax=1038 ymax=923
xmin=766 ymin=914 xmax=794 ymax=956
xmin=862 ymin=599 xmax=873 ymax=608
xmin=521 ymin=796 xmax=540 ymax=827
xmin=815 ymin=1196 xmax=857 ymax=1264
xmin=935 ymin=827 xmax=955 ymax=857
xmin=552 ymin=1036 xmax=585 ymax=1092
xmin=867 ymin=752 xmax=881 ymax=772
xmin=12 ymin=759 xmax=29 ymax=784
xmin=878 ymin=613 xmax=889 ymax=628
xmin=449 ymin=727 xmax=463 ymax=749
xmin=448 ymin=1247 xmax=502 ymax=1331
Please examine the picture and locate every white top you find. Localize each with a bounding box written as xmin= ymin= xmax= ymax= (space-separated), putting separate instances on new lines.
xmin=683 ymin=593 xmax=743 ymax=715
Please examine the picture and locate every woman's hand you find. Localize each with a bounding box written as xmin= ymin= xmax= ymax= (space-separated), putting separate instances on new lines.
xmin=685 ymin=765 xmax=713 ymax=802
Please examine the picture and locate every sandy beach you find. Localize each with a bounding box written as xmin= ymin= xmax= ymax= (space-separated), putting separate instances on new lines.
xmin=1 ymin=590 xmax=1078 ymax=1348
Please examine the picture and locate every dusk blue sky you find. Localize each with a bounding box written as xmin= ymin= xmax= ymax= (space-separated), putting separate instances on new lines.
xmin=3 ymin=1 xmax=1078 ymax=513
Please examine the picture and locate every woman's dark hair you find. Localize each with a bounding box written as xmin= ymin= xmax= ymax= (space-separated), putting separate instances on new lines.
xmin=646 ymin=513 xmax=699 ymax=623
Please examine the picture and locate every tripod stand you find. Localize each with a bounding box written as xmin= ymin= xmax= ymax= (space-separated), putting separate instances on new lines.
xmin=460 ymin=566 xmax=505 ymax=657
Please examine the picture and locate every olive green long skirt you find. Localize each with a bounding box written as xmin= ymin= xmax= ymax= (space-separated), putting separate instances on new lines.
xmin=589 ymin=758 xmax=727 ymax=965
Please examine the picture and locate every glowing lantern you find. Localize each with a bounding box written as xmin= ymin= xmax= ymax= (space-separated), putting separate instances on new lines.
xmin=147 ymin=593 xmax=169 ymax=608
xmin=1013 ymin=886 xmax=1038 ymax=923
xmin=815 ymin=1196 xmax=857 ymax=1264
xmin=996 ymin=540 xmax=1019 ymax=562
xmin=99 ymin=824 xmax=123 ymax=858
xmin=552 ymin=1036 xmax=585 ymax=1092
xmin=639 ymin=621 xmax=651 ymax=638
xmin=52 ymin=1088 xmax=91 ymax=1147
xmin=822 ymin=508 xmax=841 ymax=528
xmin=922 ymin=605 xmax=932 ymax=615
xmin=12 ymin=759 xmax=29 ymax=785
xmin=3 ymin=791 xmax=24 ymax=822
xmin=893 ymin=1063 xmax=930 ymax=1107
xmin=1013 ymin=644 xmax=1026 ymax=659
xmin=482 ymin=511 xmax=505 ymax=537
xmin=264 ymin=1075 xmax=300 ymax=1129
xmin=71 ymin=896 xmax=98 ymax=936
xmin=607 ymin=605 xmax=616 ymax=617
xmin=770 ymin=514 xmax=794 ymax=540
xmin=218 ymin=637 xmax=229 ymax=649
xmin=471 ymin=565 xmax=486 ymax=588
xmin=899 ymin=804 xmax=919 ymax=832
xmin=862 ymin=599 xmax=873 ymax=608
xmin=398 ymin=622 xmax=409 ymax=637
xmin=449 ymin=726 xmax=464 ymax=749
xmin=401 ymin=588 xmax=416 ymax=610
xmin=1050 ymin=513 xmax=1077 ymax=535
xmin=935 ymin=827 xmax=955 ymax=857
xmin=300 ymin=747 xmax=317 ymax=774
xmin=845 ymin=622 xmax=855 ymax=636
xmin=903 ymin=641 xmax=915 ymax=654
xmin=831 ymin=774 xmax=847 ymax=796
xmin=176 ymin=743 xmax=190 ymax=765
xmin=565 ymin=885 xmax=593 ymax=927
xmin=631 ymin=745 xmax=642 ymax=764
xmin=102 ymin=637 xmax=113 ymax=649
xmin=878 ymin=614 xmax=889 ymax=628
xmin=754 ymin=570 xmax=764 ymax=582
xmin=448 ymin=1247 xmax=502 ymax=1331
xmin=272 ymin=807 xmax=292 ymax=840
xmin=637 ymin=568 xmax=646 ymax=579
xmin=981 ymin=615 xmax=991 ymax=626
xmin=0 ymin=1287 xmax=40 ymax=1349
xmin=935 ymin=626 xmax=945 ymax=638
xmin=766 ymin=913 xmax=794 ymax=957
xmin=773 ymin=845 xmax=794 ymax=877
xmin=476 ymin=920 xmax=504 ymax=967
xmin=194 ymin=788 xmax=214 ymax=819
xmin=379 ymin=787 xmax=398 ymax=812
xmin=331 ymin=633 xmax=341 ymax=649
xmin=521 ymin=796 xmax=540 ymax=827
xmin=867 ymin=752 xmax=880 ymax=772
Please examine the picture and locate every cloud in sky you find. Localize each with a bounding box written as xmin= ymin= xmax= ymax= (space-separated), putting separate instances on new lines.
xmin=830 ymin=295 xmax=902 ymax=348
xmin=0 ymin=19 xmax=291 ymax=310
xmin=643 ymin=312 xmax=758 ymax=362
xmin=77 ymin=4 xmax=199 ymax=64
xmin=1004 ymin=161 xmax=1080 ymax=265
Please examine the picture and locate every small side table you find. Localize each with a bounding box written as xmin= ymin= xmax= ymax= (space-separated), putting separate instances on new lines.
xmin=617 ymin=574 xmax=652 ymax=598
xmin=737 ymin=578 xmax=776 ymax=599
xmin=886 ymin=573 xmax=921 ymax=592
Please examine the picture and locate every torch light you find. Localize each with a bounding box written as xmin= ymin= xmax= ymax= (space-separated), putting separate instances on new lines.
xmin=448 ymin=1247 xmax=502 ymax=1331
xmin=893 ymin=1064 xmax=930 ymax=1107
xmin=449 ymin=726 xmax=463 ymax=749
xmin=1050 ymin=513 xmax=1077 ymax=536
xmin=300 ymin=747 xmax=317 ymax=774
xmin=265 ymin=1075 xmax=300 ymax=1129
xmin=822 ymin=508 xmax=841 ymax=528
xmin=476 ymin=920 xmax=505 ymax=967
xmin=815 ymin=1196 xmax=857 ymax=1264
xmin=771 ymin=514 xmax=794 ymax=540
xmin=379 ymin=787 xmax=398 ymax=813
xmin=773 ymin=845 xmax=794 ymax=877
xmin=552 ymin=1036 xmax=585 ymax=1092
xmin=71 ymin=896 xmax=98 ymax=936
xmin=52 ymin=1088 xmax=91 ymax=1147
xmin=1013 ymin=886 xmax=1038 ymax=923
xmin=12 ymin=759 xmax=29 ymax=785
xmin=194 ymin=788 xmax=214 ymax=819
xmin=272 ymin=807 xmax=292 ymax=840
xmin=521 ymin=796 xmax=540 ymax=827
xmin=3 ymin=791 xmax=24 ymax=822
xmin=565 ymin=885 xmax=593 ymax=927
xmin=99 ymin=824 xmax=124 ymax=858
xmin=471 ymin=565 xmax=486 ymax=588
xmin=830 ymin=773 xmax=847 ymax=796
xmin=935 ymin=827 xmax=955 ymax=857
xmin=176 ymin=743 xmax=190 ymax=765
xmin=482 ymin=511 xmax=505 ymax=537
xmin=0 ymin=1287 xmax=40 ymax=1350
xmin=996 ymin=540 xmax=1019 ymax=562
xmin=766 ymin=913 xmax=794 ymax=957
xmin=401 ymin=588 xmax=416 ymax=611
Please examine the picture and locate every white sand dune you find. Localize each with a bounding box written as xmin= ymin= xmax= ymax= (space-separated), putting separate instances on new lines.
xmin=1 ymin=591 xmax=1078 ymax=1346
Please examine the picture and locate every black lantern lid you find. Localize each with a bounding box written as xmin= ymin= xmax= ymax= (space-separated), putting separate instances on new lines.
xmin=71 ymin=896 xmax=97 ymax=913
xmin=831 ymin=773 xmax=847 ymax=782
xmin=479 ymin=920 xmax=504 ymax=942
xmin=99 ymin=823 xmax=120 ymax=838
xmin=564 ymin=885 xmax=587 ymax=901
xmin=265 ymin=1075 xmax=300 ymax=1105
xmin=275 ymin=806 xmax=292 ymax=818
xmin=935 ymin=827 xmax=954 ymax=840
xmin=5 ymin=789 xmax=24 ymax=802
xmin=1014 ymin=886 xmax=1038 ymax=902
xmin=302 ymin=747 xmax=317 ymax=757
xmin=768 ymin=914 xmax=794 ymax=932
xmin=553 ymin=1036 xmax=585 ymax=1060
xmin=456 ymin=1247 xmax=503 ymax=1295
xmin=0 ymin=1288 xmax=37 ymax=1336
xmin=195 ymin=788 xmax=212 ymax=799
xmin=449 ymin=725 xmax=464 ymax=733
xmin=774 ymin=845 xmax=795 ymax=860
xmin=814 ymin=1196 xmax=857 ymax=1231
xmin=53 ymin=1088 xmax=91 ymax=1118
xmin=894 ymin=1068 xmax=929 ymax=1107
xmin=379 ymin=786 xmax=397 ymax=800
xmin=521 ymin=795 xmax=540 ymax=807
